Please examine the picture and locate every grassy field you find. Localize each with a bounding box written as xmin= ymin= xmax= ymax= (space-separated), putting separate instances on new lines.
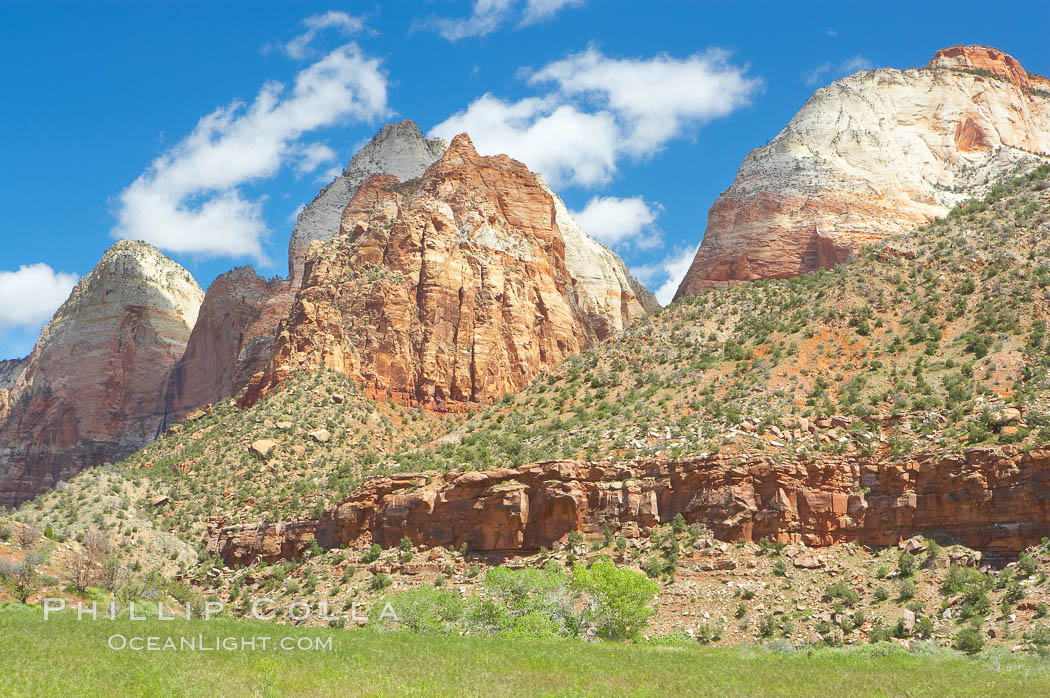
xmin=3 ymin=605 xmax=1050 ymax=696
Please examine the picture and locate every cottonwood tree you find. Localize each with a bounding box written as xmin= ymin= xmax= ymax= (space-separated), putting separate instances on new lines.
xmin=572 ymin=561 xmax=658 ymax=640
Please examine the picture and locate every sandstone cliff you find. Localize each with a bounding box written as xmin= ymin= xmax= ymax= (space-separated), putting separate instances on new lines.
xmin=0 ymin=241 xmax=203 ymax=506
xmin=288 ymin=119 xmax=448 ymax=287
xmin=163 ymin=267 xmax=295 ymax=426
xmin=241 ymin=134 xmax=653 ymax=411
xmin=0 ymin=358 xmax=24 ymax=390
xmin=209 ymin=445 xmax=1050 ymax=565
xmin=675 ymin=45 xmax=1050 ymax=299
xmin=538 ymin=175 xmax=660 ymax=327
xmin=165 ymin=121 xmax=449 ymax=424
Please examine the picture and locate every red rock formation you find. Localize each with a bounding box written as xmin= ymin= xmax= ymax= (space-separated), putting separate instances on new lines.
xmin=674 ymin=45 xmax=1050 ymax=299
xmin=931 ymin=45 xmax=1033 ymax=91
xmin=166 ymin=122 xmax=449 ymax=424
xmin=241 ymin=134 xmax=652 ymax=411
xmin=208 ymin=445 xmax=1050 ymax=565
xmin=0 ymin=242 xmax=202 ymax=507
xmin=164 ymin=267 xmax=294 ymax=426
xmin=287 ymin=120 xmax=448 ymax=288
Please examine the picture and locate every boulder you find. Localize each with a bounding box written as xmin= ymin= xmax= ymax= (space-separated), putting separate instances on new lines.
xmin=249 ymin=439 xmax=277 ymax=459
xmin=793 ymin=554 xmax=824 ymax=569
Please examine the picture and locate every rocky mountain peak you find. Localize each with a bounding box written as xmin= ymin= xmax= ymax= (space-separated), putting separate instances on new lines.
xmin=51 ymin=240 xmax=203 ymax=333
xmin=242 ymin=129 xmax=653 ymax=411
xmin=929 ymin=45 xmax=1036 ymax=91
xmin=674 ymin=45 xmax=1050 ymax=300
xmin=287 ymin=119 xmax=448 ymax=285
xmin=0 ymin=241 xmax=203 ymax=506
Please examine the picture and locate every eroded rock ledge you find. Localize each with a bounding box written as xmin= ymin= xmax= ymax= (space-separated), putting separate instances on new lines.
xmin=207 ymin=445 xmax=1050 ymax=565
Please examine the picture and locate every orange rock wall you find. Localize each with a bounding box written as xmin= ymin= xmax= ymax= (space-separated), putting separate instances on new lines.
xmin=208 ymin=445 xmax=1050 ymax=565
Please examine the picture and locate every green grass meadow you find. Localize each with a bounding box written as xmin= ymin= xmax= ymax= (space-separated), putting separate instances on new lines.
xmin=3 ymin=604 xmax=1050 ymax=696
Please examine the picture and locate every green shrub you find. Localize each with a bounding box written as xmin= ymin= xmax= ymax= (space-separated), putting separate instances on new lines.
xmin=374 ymin=587 xmax=463 ymax=634
xmin=868 ymin=622 xmax=891 ymax=643
xmin=506 ymin=610 xmax=563 ymax=639
xmin=1025 ymin=625 xmax=1050 ymax=647
xmin=898 ymin=580 xmax=917 ymax=601
xmin=1018 ymin=552 xmax=1038 ymax=578
xmin=572 ymin=561 xmax=658 ymax=640
xmin=897 ymin=552 xmax=916 ymax=578
xmin=361 ymin=544 xmax=382 ymax=564
xmin=953 ymin=627 xmax=985 ymax=655
xmin=823 ymin=581 xmax=860 ymax=607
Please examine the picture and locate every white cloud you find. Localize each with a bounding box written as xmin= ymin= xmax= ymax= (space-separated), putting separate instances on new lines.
xmin=281 ymin=11 xmax=366 ymax=59
xmin=531 ymin=47 xmax=761 ymax=157
xmin=0 ymin=264 xmax=79 ymax=330
xmin=419 ymin=0 xmax=583 ymax=40
xmin=285 ymin=204 xmax=306 ymax=224
xmin=631 ymin=243 xmax=698 ymax=306
xmin=112 ymin=43 xmax=390 ymax=262
xmin=316 ymin=164 xmax=343 ymax=185
xmin=520 ymin=0 xmax=584 ymax=26
xmin=295 ymin=143 xmax=336 ymax=177
xmin=570 ymin=195 xmax=659 ymax=248
xmin=431 ymin=47 xmax=760 ymax=188
xmin=423 ymin=0 xmax=515 ymax=41
xmin=805 ymin=54 xmax=873 ymax=86
xmin=432 ymin=94 xmax=619 ymax=187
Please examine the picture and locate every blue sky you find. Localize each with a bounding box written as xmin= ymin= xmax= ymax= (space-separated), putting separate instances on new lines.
xmin=2 ymin=0 xmax=1049 ymax=360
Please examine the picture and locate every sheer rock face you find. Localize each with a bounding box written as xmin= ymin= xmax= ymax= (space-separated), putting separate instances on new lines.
xmin=166 ymin=121 xmax=448 ymax=423
xmin=287 ymin=119 xmax=448 ymax=287
xmin=241 ymin=134 xmax=652 ymax=412
xmin=209 ymin=445 xmax=1050 ymax=565
xmin=675 ymin=45 xmax=1050 ymax=300
xmin=0 ymin=241 xmax=202 ymax=506
xmin=0 ymin=359 xmax=25 ymax=390
xmin=163 ymin=267 xmax=295 ymax=426
xmin=537 ymin=175 xmax=660 ymax=331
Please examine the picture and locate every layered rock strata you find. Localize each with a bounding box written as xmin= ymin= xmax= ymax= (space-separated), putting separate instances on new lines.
xmin=208 ymin=445 xmax=1050 ymax=565
xmin=163 ymin=267 xmax=295 ymax=426
xmin=241 ymin=134 xmax=653 ymax=411
xmin=166 ymin=120 xmax=449 ymax=422
xmin=0 ymin=241 xmax=202 ymax=506
xmin=675 ymin=45 xmax=1050 ymax=299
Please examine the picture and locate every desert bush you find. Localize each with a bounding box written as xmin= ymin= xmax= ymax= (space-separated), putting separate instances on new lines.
xmin=361 ymin=544 xmax=382 ymax=564
xmin=953 ymin=627 xmax=985 ymax=655
xmin=373 ymin=587 xmax=463 ymax=634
